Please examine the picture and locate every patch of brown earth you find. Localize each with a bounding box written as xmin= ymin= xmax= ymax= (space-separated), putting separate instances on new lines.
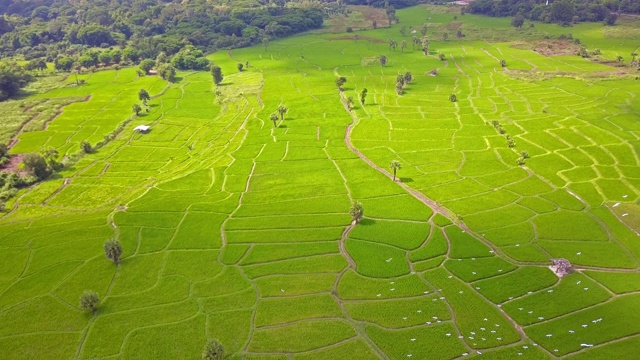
xmin=446 ymin=21 xmax=463 ymax=30
xmin=351 ymin=5 xmax=388 ymax=25
xmin=328 ymin=35 xmax=385 ymax=43
xmin=0 ymin=154 xmax=25 ymax=174
xmin=533 ymin=40 xmax=580 ymax=56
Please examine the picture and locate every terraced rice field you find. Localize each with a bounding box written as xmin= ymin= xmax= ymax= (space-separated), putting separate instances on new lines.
xmin=1 ymin=5 xmax=640 ymax=359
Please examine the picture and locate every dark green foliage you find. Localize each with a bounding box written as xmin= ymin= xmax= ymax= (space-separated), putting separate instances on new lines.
xmin=202 ymin=339 xmax=224 ymax=360
xmin=104 ymin=239 xmax=123 ymax=265
xmin=335 ymin=76 xmax=347 ymax=89
xmin=512 ymin=13 xmax=525 ymax=28
xmin=157 ymin=63 xmax=176 ymax=82
xmin=380 ymin=55 xmax=387 ymax=66
xmin=349 ymin=201 xmax=364 ymax=223
xmin=360 ymin=88 xmax=367 ymax=105
xmin=132 ymin=104 xmax=142 ymax=115
xmin=139 ymin=59 xmax=155 ymax=74
xmin=0 ymin=61 xmax=31 ymax=101
xmin=138 ymin=89 xmax=150 ymax=103
xmin=450 ymin=94 xmax=457 ymax=102
xmin=22 ymin=153 xmax=49 ymax=179
xmin=237 ymin=63 xmax=244 ymax=72
xmin=171 ymin=46 xmax=210 ymax=71
xmin=80 ymin=140 xmax=92 ymax=154
xmin=211 ymin=65 xmax=223 ymax=85
xmin=79 ymin=291 xmax=100 ymax=313
xmin=467 ymin=0 xmax=637 ymax=22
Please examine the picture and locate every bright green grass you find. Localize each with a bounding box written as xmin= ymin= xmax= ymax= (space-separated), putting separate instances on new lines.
xmin=2 ymin=3 xmax=640 ymax=358
xmin=503 ymin=273 xmax=611 ymax=326
xmin=248 ymin=320 xmax=356 ymax=352
xmin=345 ymin=295 xmax=450 ymax=328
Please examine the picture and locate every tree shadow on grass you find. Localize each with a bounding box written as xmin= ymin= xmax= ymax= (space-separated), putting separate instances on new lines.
xmin=399 ymin=177 xmax=413 ymax=183
xmin=277 ymin=124 xmax=288 ymax=128
xmin=359 ymin=218 xmax=376 ymax=226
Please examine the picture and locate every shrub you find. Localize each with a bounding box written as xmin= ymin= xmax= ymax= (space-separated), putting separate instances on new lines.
xmin=79 ymin=291 xmax=100 ymax=313
xmin=202 ymin=339 xmax=224 ymax=360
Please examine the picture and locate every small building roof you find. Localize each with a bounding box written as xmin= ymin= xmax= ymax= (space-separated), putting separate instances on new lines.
xmin=134 ymin=125 xmax=150 ymax=132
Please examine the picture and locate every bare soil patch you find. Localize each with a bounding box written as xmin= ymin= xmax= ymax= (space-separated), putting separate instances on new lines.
xmin=0 ymin=154 xmax=25 ymax=173
xmin=533 ymin=40 xmax=580 ymax=57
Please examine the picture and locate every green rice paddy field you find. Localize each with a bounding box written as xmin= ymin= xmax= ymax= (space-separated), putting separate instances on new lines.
xmin=1 ymin=4 xmax=640 ymax=359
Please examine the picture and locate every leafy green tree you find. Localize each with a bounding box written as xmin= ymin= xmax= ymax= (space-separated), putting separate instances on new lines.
xmin=604 ymin=12 xmax=617 ymax=26
xmin=360 ymin=88 xmax=368 ymax=105
xmin=237 ymin=63 xmax=244 ymax=72
xmin=400 ymin=40 xmax=407 ymax=53
xmin=80 ymin=141 xmax=92 ymax=154
xmin=404 ymin=72 xmax=412 ymax=84
xmin=0 ymin=61 xmax=31 ymax=101
xmin=335 ymin=76 xmax=347 ymax=90
xmin=380 ymin=55 xmax=387 ymax=66
xmin=132 ymin=104 xmax=142 ymax=115
xmin=346 ymin=96 xmax=354 ymax=111
xmin=157 ymin=64 xmax=176 ymax=82
xmin=55 ymin=57 xmax=74 ymax=71
xmin=211 ymin=65 xmax=223 ymax=85
xmin=450 ymin=94 xmax=457 ymax=102
xmin=139 ymin=59 xmax=155 ymax=74
xmin=138 ymin=89 xmax=151 ymax=104
xmin=22 ymin=153 xmax=49 ymax=179
xmin=110 ymin=49 xmax=122 ymax=64
xmin=500 ymin=59 xmax=507 ymax=67
xmin=277 ymin=105 xmax=288 ymax=120
xmin=202 ymin=339 xmax=224 ymax=360
xmin=79 ymin=291 xmax=100 ymax=313
xmin=512 ymin=13 xmax=525 ymax=28
xmin=98 ymin=51 xmax=112 ymax=65
xmin=104 ymin=239 xmax=123 ymax=265
xmin=439 ymin=53 xmax=446 ymax=61
xmin=390 ymin=160 xmax=402 ymax=181
xmin=270 ymin=113 xmax=279 ymax=128
xmin=550 ymin=0 xmax=576 ymax=24
xmin=122 ymin=48 xmax=139 ymax=63
xmin=396 ymin=74 xmax=405 ymax=88
xmin=617 ymin=55 xmax=624 ymax=63
xmin=349 ymin=201 xmax=364 ymax=224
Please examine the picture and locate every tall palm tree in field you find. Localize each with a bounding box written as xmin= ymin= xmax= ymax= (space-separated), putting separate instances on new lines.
xmin=277 ymin=105 xmax=288 ymax=120
xmin=390 ymin=160 xmax=402 ymax=181
xmin=270 ymin=113 xmax=279 ymax=127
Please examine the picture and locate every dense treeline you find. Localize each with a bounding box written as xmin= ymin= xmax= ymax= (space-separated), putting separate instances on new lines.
xmin=344 ymin=0 xmax=418 ymax=8
xmin=0 ymin=0 xmax=325 ymax=61
xmin=0 ymin=61 xmax=31 ymax=101
xmin=468 ymin=0 xmax=640 ymax=24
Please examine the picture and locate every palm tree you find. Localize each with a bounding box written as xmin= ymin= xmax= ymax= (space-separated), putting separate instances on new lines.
xmin=104 ymin=239 xmax=123 ymax=265
xmin=390 ymin=160 xmax=402 ymax=181
xmin=79 ymin=291 xmax=100 ymax=313
xmin=349 ymin=201 xmax=364 ymax=223
xmin=270 ymin=113 xmax=279 ymax=127
xmin=202 ymin=339 xmax=224 ymax=360
xmin=277 ymin=105 xmax=288 ymax=120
